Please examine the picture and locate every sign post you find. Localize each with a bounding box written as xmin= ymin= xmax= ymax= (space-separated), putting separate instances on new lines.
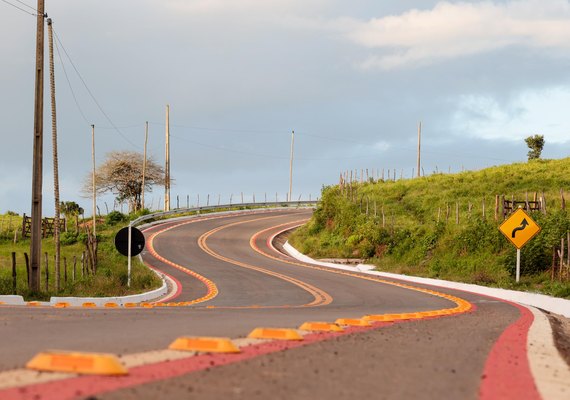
xmin=499 ymin=208 xmax=541 ymax=282
xmin=114 ymin=226 xmax=146 ymax=287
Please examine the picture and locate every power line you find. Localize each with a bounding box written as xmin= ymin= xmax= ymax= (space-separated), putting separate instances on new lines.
xmin=53 ymin=34 xmax=90 ymax=125
xmin=0 ymin=0 xmax=38 ymax=16
xmin=52 ymin=27 xmax=139 ymax=149
xmin=13 ymin=0 xmax=37 ymax=11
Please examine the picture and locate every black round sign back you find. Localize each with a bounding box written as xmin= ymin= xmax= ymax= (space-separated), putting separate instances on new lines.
xmin=114 ymin=226 xmax=146 ymax=257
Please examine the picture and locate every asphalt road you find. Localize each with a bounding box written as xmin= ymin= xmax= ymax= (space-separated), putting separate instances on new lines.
xmin=0 ymin=209 xmax=541 ymax=399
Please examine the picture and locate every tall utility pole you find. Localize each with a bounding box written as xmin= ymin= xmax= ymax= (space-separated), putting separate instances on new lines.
xmin=288 ymin=130 xmax=295 ymax=202
xmin=164 ymin=105 xmax=171 ymax=211
xmin=47 ymin=17 xmax=61 ymax=291
xmin=417 ymin=121 xmax=422 ymax=178
xmin=141 ymin=121 xmax=148 ymax=211
xmin=91 ymin=125 xmax=96 ymax=238
xmin=30 ymin=0 xmax=46 ymax=292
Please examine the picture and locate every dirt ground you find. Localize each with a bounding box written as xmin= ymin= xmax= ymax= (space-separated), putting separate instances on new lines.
xmin=547 ymin=312 xmax=570 ymax=366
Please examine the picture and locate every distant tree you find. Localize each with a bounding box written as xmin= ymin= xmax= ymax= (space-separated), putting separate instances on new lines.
xmin=60 ymin=201 xmax=83 ymax=232
xmin=84 ymin=151 xmax=165 ymax=213
xmin=525 ymin=135 xmax=545 ymax=161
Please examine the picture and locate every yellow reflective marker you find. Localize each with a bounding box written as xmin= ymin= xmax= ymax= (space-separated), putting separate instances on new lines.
xmin=335 ymin=318 xmax=371 ymax=327
xmin=499 ymin=208 xmax=541 ymax=249
xmin=169 ymin=337 xmax=240 ymax=353
xmin=299 ymin=322 xmax=343 ymax=332
xmin=248 ymin=327 xmax=304 ymax=341
xmin=26 ymin=351 xmax=128 ymax=375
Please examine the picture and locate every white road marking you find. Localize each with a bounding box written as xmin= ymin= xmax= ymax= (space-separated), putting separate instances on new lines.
xmin=527 ymin=307 xmax=570 ymax=400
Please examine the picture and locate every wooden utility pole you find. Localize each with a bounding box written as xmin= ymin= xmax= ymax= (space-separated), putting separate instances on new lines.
xmin=164 ymin=105 xmax=170 ymax=211
xmin=91 ymin=125 xmax=96 ymax=239
xmin=141 ymin=121 xmax=148 ymax=211
xmin=47 ymin=17 xmax=61 ymax=291
xmin=417 ymin=121 xmax=422 ymax=178
xmin=288 ymin=130 xmax=294 ymax=202
xmin=30 ymin=0 xmax=46 ymax=293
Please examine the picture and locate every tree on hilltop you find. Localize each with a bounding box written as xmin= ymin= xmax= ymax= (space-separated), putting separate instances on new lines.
xmin=83 ymin=151 xmax=165 ymax=213
xmin=525 ymin=135 xmax=545 ymax=161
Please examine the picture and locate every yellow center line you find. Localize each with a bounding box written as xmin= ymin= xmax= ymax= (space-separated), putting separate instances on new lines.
xmin=250 ymin=221 xmax=474 ymax=316
xmin=197 ymin=214 xmax=333 ymax=308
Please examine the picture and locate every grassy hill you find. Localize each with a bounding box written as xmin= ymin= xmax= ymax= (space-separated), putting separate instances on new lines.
xmin=290 ymin=158 xmax=570 ymax=298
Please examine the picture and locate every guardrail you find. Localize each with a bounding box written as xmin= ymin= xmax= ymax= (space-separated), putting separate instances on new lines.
xmin=125 ymin=201 xmax=319 ymax=286
xmin=130 ymin=201 xmax=319 ymax=227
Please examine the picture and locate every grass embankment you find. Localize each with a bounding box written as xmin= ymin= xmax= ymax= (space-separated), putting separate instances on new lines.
xmin=0 ymin=212 xmax=161 ymax=301
xmin=290 ymin=158 xmax=570 ymax=299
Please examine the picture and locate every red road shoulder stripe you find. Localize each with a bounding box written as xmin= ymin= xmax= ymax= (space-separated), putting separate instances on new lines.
xmin=479 ymin=302 xmax=540 ymax=400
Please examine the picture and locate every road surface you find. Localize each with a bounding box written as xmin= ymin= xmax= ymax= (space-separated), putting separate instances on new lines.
xmin=0 ymin=208 xmax=567 ymax=399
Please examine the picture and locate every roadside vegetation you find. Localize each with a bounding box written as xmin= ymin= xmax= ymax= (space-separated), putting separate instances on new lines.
xmin=0 ymin=211 xmax=161 ymax=301
xmin=290 ymin=158 xmax=570 ymax=299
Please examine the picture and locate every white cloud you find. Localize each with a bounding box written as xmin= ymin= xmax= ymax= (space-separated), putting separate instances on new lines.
xmin=451 ymin=86 xmax=570 ymax=144
xmin=348 ymin=0 xmax=570 ymax=70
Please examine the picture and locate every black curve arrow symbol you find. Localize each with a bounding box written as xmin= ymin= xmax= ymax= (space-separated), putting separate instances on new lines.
xmin=511 ymin=218 xmax=529 ymax=238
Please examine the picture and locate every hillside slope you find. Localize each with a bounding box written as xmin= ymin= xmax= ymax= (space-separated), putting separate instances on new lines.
xmin=290 ymin=158 xmax=570 ymax=298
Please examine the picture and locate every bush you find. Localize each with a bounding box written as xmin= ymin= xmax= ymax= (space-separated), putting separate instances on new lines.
xmin=60 ymin=231 xmax=78 ymax=245
xmin=105 ymin=211 xmax=127 ymax=226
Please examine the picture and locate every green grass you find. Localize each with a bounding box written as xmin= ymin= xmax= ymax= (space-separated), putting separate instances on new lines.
xmin=0 ymin=214 xmax=162 ymax=301
xmin=290 ymin=158 xmax=570 ymax=299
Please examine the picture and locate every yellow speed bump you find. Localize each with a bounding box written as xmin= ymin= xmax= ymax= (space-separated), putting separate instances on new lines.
xmin=54 ymin=302 xmax=70 ymax=308
xmin=27 ymin=301 xmax=41 ymax=307
xmin=104 ymin=302 xmax=119 ymax=308
xmin=82 ymin=302 xmax=97 ymax=308
xmin=248 ymin=327 xmax=304 ymax=341
xmin=26 ymin=351 xmax=128 ymax=376
xmin=169 ymin=337 xmax=240 ymax=353
xmin=335 ymin=318 xmax=371 ymax=327
xmin=299 ymin=322 xmax=343 ymax=332
xmin=124 ymin=303 xmax=138 ymax=308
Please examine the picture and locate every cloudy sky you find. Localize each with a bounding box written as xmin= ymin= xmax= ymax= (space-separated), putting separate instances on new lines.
xmin=1 ymin=0 xmax=570 ymax=215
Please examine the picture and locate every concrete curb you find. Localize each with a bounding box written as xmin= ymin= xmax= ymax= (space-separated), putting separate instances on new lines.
xmin=283 ymin=242 xmax=570 ymax=318
xmin=0 ymin=267 xmax=168 ymax=307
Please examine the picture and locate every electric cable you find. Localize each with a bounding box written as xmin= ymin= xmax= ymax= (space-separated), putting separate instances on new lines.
xmin=53 ymin=27 xmax=139 ymax=148
xmin=0 ymin=0 xmax=38 ymax=16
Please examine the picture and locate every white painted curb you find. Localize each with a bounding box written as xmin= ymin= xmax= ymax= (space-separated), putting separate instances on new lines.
xmin=283 ymin=242 xmax=570 ymax=318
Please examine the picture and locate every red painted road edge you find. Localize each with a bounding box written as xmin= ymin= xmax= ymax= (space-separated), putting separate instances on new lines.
xmin=479 ymin=302 xmax=540 ymax=400
xmin=0 ymin=323 xmax=395 ymax=400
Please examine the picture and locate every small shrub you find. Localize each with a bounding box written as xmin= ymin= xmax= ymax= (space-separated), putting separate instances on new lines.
xmin=60 ymin=231 xmax=78 ymax=245
xmin=105 ymin=211 xmax=127 ymax=226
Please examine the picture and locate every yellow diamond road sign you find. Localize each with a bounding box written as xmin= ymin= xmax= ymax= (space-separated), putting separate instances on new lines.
xmin=499 ymin=208 xmax=541 ymax=249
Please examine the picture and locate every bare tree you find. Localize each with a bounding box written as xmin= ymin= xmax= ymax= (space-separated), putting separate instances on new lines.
xmin=84 ymin=151 xmax=165 ymax=213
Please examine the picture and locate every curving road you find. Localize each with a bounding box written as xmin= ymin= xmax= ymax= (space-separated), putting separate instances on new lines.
xmin=0 ymin=208 xmax=567 ymax=399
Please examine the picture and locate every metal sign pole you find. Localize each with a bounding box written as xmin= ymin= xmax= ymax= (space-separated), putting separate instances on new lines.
xmin=127 ymin=222 xmax=132 ymax=287
xmin=516 ymin=248 xmax=521 ymax=283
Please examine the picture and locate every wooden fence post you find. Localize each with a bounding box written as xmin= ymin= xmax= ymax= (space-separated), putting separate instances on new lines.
xmin=44 ymin=252 xmax=49 ymax=292
xmin=24 ymin=253 xmax=30 ymax=289
xmin=482 ymin=198 xmax=486 ymax=220
xmin=63 ymin=257 xmax=67 ymax=284
xmin=73 ymin=256 xmax=77 ymax=282
xmin=494 ymin=195 xmax=499 ymax=221
xmin=561 ymin=188 xmax=566 ymax=210
xmin=542 ymin=192 xmax=547 ymax=215
xmin=11 ymin=252 xmax=16 ymax=294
